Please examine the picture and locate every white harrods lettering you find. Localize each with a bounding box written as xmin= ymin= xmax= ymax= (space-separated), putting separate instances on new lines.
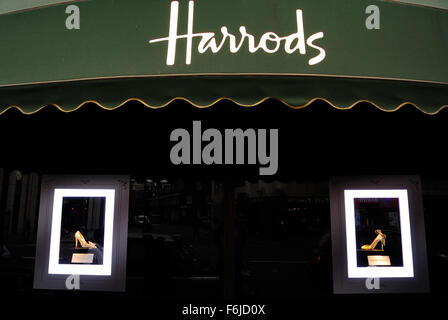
xmin=149 ymin=1 xmax=326 ymax=66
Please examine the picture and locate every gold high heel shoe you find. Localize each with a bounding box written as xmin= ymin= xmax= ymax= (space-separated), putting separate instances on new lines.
xmin=75 ymin=230 xmax=97 ymax=249
xmin=361 ymin=229 xmax=386 ymax=251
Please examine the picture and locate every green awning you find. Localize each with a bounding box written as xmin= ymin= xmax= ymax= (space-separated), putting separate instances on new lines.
xmin=1 ymin=0 xmax=447 ymax=114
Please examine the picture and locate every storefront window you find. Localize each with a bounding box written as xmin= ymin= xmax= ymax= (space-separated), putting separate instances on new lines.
xmin=127 ymin=178 xmax=220 ymax=298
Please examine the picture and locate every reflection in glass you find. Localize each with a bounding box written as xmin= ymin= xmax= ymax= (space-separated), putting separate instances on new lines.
xmin=59 ymin=197 xmax=105 ymax=265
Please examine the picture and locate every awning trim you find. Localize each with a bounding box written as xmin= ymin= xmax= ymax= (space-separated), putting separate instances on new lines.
xmin=1 ymin=75 xmax=446 ymax=115
xmin=2 ymin=97 xmax=447 ymax=116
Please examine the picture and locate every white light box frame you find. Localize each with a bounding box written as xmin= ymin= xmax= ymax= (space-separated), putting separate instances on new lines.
xmin=34 ymin=175 xmax=130 ymax=292
xmin=48 ymin=188 xmax=115 ymax=276
xmin=344 ymin=189 xmax=413 ymax=279
xmin=330 ymin=176 xmax=429 ymax=294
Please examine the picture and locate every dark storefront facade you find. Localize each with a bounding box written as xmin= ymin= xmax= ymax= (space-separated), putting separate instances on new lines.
xmin=1 ymin=0 xmax=448 ymax=315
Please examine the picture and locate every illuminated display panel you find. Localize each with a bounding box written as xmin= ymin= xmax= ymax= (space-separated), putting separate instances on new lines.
xmin=344 ymin=189 xmax=414 ymax=278
xmin=48 ymin=189 xmax=115 ymax=276
xmin=33 ymin=175 xmax=129 ymax=292
xmin=330 ymin=176 xmax=429 ymax=294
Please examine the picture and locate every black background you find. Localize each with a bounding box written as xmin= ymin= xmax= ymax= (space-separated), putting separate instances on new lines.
xmin=1 ymin=98 xmax=447 ymax=178
xmin=1 ymin=99 xmax=448 ymax=316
